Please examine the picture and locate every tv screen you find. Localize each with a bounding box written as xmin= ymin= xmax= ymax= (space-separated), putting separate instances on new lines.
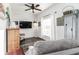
xmin=19 ymin=21 xmax=32 ymax=29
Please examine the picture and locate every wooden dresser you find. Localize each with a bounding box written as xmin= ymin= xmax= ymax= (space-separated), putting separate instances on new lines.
xmin=6 ymin=28 xmax=20 ymax=53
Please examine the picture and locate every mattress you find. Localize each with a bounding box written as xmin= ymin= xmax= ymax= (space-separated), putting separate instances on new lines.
xmin=45 ymin=47 xmax=79 ymax=55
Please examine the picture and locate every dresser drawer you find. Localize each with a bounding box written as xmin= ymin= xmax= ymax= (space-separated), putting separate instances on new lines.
xmin=7 ymin=28 xmax=20 ymax=53
xmin=14 ymin=41 xmax=19 ymax=48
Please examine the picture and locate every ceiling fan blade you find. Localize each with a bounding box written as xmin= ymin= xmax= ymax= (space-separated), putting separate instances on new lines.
xmin=25 ymin=4 xmax=31 ymax=7
xmin=35 ymin=4 xmax=40 ymax=7
xmin=35 ymin=8 xmax=42 ymax=11
xmin=25 ymin=9 xmax=31 ymax=11
xmin=32 ymin=4 xmax=34 ymax=7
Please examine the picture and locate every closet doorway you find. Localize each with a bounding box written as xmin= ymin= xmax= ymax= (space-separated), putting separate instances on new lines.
xmin=64 ymin=10 xmax=78 ymax=40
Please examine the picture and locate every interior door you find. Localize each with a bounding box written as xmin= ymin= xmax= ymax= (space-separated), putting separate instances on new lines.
xmin=64 ymin=15 xmax=73 ymax=40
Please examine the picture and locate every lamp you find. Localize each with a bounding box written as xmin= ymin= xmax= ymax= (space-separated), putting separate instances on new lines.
xmin=33 ymin=20 xmax=37 ymax=23
xmin=0 ymin=3 xmax=5 ymax=19
xmin=0 ymin=3 xmax=4 ymax=13
xmin=33 ymin=20 xmax=38 ymax=30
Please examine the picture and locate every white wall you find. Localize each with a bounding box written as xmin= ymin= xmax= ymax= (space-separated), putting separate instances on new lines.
xmin=0 ymin=30 xmax=6 ymax=55
xmin=0 ymin=18 xmax=7 ymax=55
xmin=37 ymin=3 xmax=79 ymax=40
xmin=9 ymin=4 xmax=36 ymax=39
xmin=10 ymin=21 xmax=35 ymax=39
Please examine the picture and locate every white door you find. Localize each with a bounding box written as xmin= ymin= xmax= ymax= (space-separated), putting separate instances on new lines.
xmin=64 ymin=14 xmax=74 ymax=40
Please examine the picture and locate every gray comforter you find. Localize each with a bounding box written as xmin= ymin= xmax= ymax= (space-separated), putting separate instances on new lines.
xmin=25 ymin=39 xmax=79 ymax=55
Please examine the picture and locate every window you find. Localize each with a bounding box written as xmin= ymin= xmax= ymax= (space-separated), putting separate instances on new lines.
xmin=41 ymin=14 xmax=52 ymax=39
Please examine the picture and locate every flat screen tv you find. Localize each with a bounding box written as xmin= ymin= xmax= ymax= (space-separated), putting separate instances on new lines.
xmin=19 ymin=21 xmax=32 ymax=29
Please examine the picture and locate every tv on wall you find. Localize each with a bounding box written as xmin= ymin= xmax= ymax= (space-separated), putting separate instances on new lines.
xmin=19 ymin=21 xmax=32 ymax=29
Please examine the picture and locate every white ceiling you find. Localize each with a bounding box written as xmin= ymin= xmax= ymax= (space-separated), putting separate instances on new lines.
xmin=10 ymin=3 xmax=54 ymax=14
xmin=9 ymin=3 xmax=56 ymax=20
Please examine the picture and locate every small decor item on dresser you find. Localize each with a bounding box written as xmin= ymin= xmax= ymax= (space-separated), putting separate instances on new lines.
xmin=10 ymin=21 xmax=17 ymax=28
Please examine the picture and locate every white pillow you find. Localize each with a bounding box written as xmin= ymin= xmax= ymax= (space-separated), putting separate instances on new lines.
xmin=33 ymin=39 xmax=78 ymax=54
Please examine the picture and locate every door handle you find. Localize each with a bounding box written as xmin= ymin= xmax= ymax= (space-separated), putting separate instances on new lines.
xmin=71 ymin=28 xmax=73 ymax=31
xmin=65 ymin=24 xmax=67 ymax=26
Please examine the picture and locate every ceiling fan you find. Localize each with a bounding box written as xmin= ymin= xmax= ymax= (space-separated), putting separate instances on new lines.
xmin=24 ymin=3 xmax=42 ymax=13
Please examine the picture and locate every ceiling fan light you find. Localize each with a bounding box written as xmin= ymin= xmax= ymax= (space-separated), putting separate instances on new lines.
xmin=33 ymin=21 xmax=37 ymax=23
